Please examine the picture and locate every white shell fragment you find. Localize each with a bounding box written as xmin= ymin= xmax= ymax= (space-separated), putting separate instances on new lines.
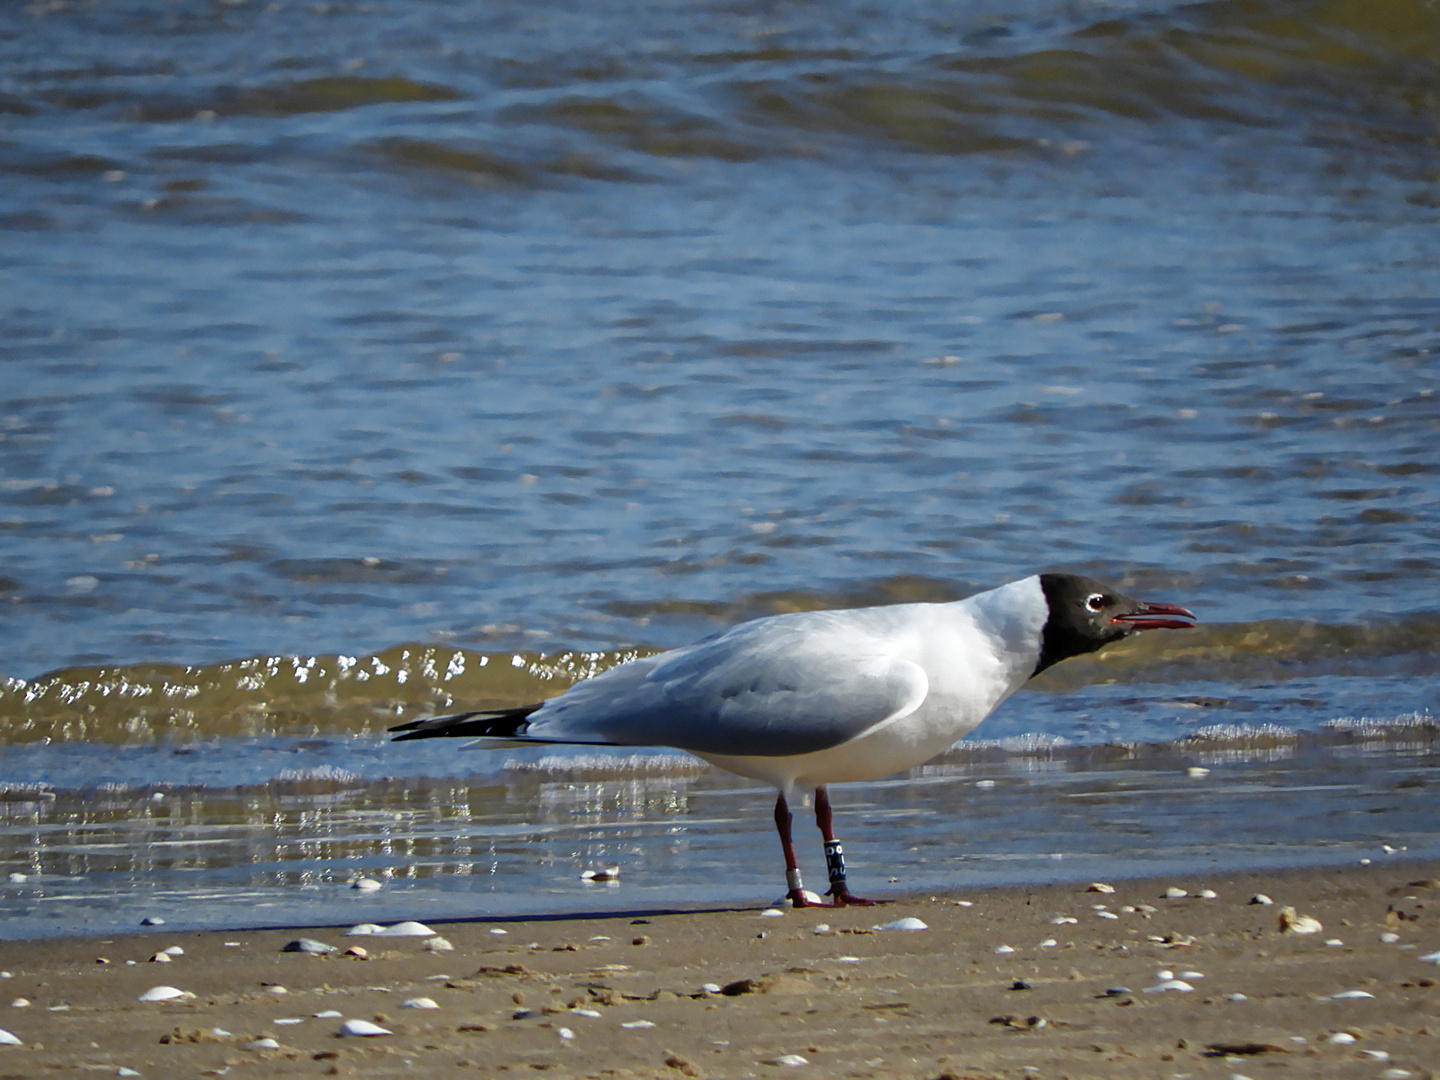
xmin=558 ymin=1026 xmax=574 ymax=1040
xmin=1249 ymin=893 xmax=1274 ymax=906
xmin=1278 ymin=906 xmax=1323 ymax=934
xmin=767 ymin=1054 xmax=810 ymax=1066
xmin=402 ymin=997 xmax=439 ymax=1009
xmin=424 ymin=936 xmax=454 ymax=952
xmin=1163 ymin=887 xmax=1188 ymax=899
xmin=0 ymin=1028 xmax=20 ymax=1046
xmin=248 ymin=1038 xmax=281 ymax=1050
xmin=1380 ymin=932 xmax=1401 ymax=944
xmin=620 ymin=1020 xmax=656 ymax=1029
xmin=340 ymin=1019 xmax=392 ymax=1036
xmin=9 ymin=999 xmax=27 ymax=1008
xmin=993 ymin=945 xmax=1015 ymax=954
xmin=138 ymin=986 xmax=193 ymax=1002
xmin=148 ymin=952 xmax=171 ymax=963
xmin=1086 ymin=882 xmax=1115 ymax=894
xmin=580 ymin=866 xmax=620 ymax=882
xmin=1052 ymin=916 xmax=1078 ymax=925
xmin=314 ymin=1010 xmax=343 ymax=1019
xmin=700 ymin=983 xmax=722 ymax=994
xmin=759 ymin=908 xmax=786 ymax=918
xmin=1144 ymin=979 xmax=1195 ymax=993
xmin=273 ymin=1017 xmax=303 ymax=1025
xmin=162 ymin=945 xmax=183 ymax=956
xmin=141 ymin=916 xmax=164 ymax=926
xmin=351 ymin=878 xmax=382 ymax=891
xmin=1039 ymin=938 xmax=1058 ymax=948
xmin=1198 ymin=889 xmax=1218 ymax=899
xmin=570 ymin=1008 xmax=602 ymax=1018
xmin=347 ymin=921 xmax=434 ymax=937
xmin=878 ymin=917 xmax=928 ymax=931
xmin=1330 ymin=990 xmax=1375 ymax=999
xmin=1096 ymin=911 xmax=1119 ymax=920
xmin=1417 ymin=950 xmax=1440 ymax=964
xmin=5 ymin=874 xmax=25 ymax=884
xmin=1186 ymin=766 xmax=1210 ymax=777
xmin=1325 ymin=1032 xmax=1357 ymax=1044
xmin=283 ymin=938 xmax=337 ymax=955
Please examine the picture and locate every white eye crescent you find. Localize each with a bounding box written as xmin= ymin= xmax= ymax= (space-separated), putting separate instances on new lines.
xmin=1085 ymin=593 xmax=1107 ymax=612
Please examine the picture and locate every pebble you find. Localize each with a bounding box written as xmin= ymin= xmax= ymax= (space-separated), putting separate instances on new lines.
xmin=767 ymin=1055 xmax=809 ymax=1067
xmin=340 ymin=1019 xmax=391 ymax=1037
xmin=248 ymin=1037 xmax=281 ymax=1050
xmin=424 ymin=936 xmax=454 ymax=952
xmin=283 ymin=939 xmax=337 ymax=955
xmin=141 ymin=916 xmax=164 ymax=926
xmin=1087 ymin=882 xmax=1115 ymax=894
xmin=137 ymin=986 xmax=192 ymax=1002
xmin=878 ymin=917 xmax=927 ymax=931
xmin=620 ymin=1020 xmax=656 ymax=1029
xmin=351 ymin=878 xmax=382 ymax=891
xmin=0 ymin=1028 xmax=20 ymax=1046
xmin=1330 ymin=990 xmax=1375 ymax=999
xmin=1163 ymin=887 xmax=1188 ymax=899
xmin=1249 ymin=893 xmax=1274 ymax=906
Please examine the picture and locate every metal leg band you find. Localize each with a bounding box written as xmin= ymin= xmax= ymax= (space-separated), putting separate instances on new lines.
xmin=786 ymin=868 xmax=804 ymax=892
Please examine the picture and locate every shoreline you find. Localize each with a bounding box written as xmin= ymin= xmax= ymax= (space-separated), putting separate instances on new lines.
xmin=1 ymin=861 xmax=1438 ymax=1077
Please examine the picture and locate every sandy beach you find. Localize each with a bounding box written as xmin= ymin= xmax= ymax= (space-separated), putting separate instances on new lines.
xmin=0 ymin=861 xmax=1436 ymax=1079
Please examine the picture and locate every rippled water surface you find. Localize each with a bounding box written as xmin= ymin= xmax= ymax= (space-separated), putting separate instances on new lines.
xmin=0 ymin=0 xmax=1437 ymax=935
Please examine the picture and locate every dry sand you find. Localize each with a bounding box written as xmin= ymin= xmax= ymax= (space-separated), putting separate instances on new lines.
xmin=1 ymin=861 xmax=1438 ymax=1079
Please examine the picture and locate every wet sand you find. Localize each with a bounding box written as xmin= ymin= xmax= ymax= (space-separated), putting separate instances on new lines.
xmin=1 ymin=861 xmax=1437 ymax=1079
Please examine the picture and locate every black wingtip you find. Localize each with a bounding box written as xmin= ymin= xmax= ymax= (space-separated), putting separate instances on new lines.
xmin=388 ymin=703 xmax=543 ymax=741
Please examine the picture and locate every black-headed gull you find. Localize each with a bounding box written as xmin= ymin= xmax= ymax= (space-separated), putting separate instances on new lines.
xmin=391 ymin=573 xmax=1195 ymax=906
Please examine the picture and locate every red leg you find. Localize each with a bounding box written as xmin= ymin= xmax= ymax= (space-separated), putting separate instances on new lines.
xmin=773 ymin=792 xmax=816 ymax=908
xmin=814 ymin=785 xmax=881 ymax=906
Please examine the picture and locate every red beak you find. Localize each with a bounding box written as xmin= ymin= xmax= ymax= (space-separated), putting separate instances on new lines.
xmin=1110 ymin=601 xmax=1197 ymax=631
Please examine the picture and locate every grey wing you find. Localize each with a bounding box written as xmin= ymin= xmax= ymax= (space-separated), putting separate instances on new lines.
xmin=530 ymin=615 xmax=929 ymax=757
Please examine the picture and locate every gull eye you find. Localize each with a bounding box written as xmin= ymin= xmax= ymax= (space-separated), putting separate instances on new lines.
xmin=1085 ymin=593 xmax=1107 ymax=612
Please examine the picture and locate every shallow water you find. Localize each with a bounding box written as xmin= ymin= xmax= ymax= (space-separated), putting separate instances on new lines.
xmin=1 ymin=0 xmax=1438 ymax=935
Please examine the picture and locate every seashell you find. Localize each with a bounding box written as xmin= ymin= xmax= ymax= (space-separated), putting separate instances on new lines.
xmin=878 ymin=917 xmax=927 ymax=931
xmin=489 ymin=928 xmax=509 ymax=935
xmin=1325 ymin=1032 xmax=1357 ymax=1044
xmin=424 ymin=936 xmax=454 ymax=952
xmin=141 ymin=916 xmax=164 ymax=926
xmin=1096 ymin=911 xmax=1119 ymax=920
xmin=1180 ymin=970 xmax=1204 ymax=979
xmin=248 ymin=1038 xmax=280 ymax=1050
xmin=773 ymin=891 xmax=823 ymax=907
xmin=580 ymin=866 xmax=620 ymax=882
xmin=1086 ymin=882 xmax=1115 ymax=894
xmin=273 ymin=1018 xmax=303 ymax=1025
xmin=9 ymin=999 xmax=27 ymax=1008
xmin=1417 ymin=950 xmax=1440 ymax=964
xmin=834 ymin=956 xmax=862 ymax=963
xmin=267 ymin=986 xmax=288 ymax=995
xmin=314 ymin=1010 xmax=343 ymax=1018
xmin=346 ymin=923 xmax=383 ymax=936
xmin=1277 ymin=906 xmax=1322 ymax=934
xmin=558 ymin=1026 xmax=574 ymax=1039
xmin=351 ymin=878 xmax=382 ymax=891
xmin=344 ymin=946 xmax=368 ymax=959
xmin=375 ymin=921 xmax=434 ymax=937
xmin=1052 ymin=916 xmax=1078 ymax=925
xmin=1361 ymin=1050 xmax=1391 ymax=1061
xmin=1198 ymin=889 xmax=1218 ymax=899
xmin=759 ymin=908 xmax=786 ymax=918
xmin=1163 ymin=887 xmax=1188 ymax=899
xmin=1330 ymin=990 xmax=1374 ymax=999
xmin=620 ymin=1020 xmax=656 ymax=1029
xmin=993 ymin=945 xmax=1014 ymax=954
xmin=117 ymin=1069 xmax=140 ymax=1077
xmin=700 ymin=984 xmax=722 ymax=994
xmin=812 ymin=924 xmax=832 ymax=935
xmin=162 ymin=946 xmax=183 ymax=956
xmin=1039 ymin=939 xmax=1058 ymax=948
xmin=6 ymin=874 xmax=25 ymax=884
xmin=283 ymin=938 xmax=337 ymax=954
xmin=1380 ymin=932 xmax=1400 ymax=943
xmin=1325 ymin=939 xmax=1344 ymax=947
xmin=149 ymin=952 xmax=171 ymax=963
xmin=402 ymin=997 xmax=439 ymax=1009
xmin=1225 ymin=993 xmax=1248 ymax=1001
xmin=1249 ymin=893 xmax=1274 ymax=906
xmin=570 ymin=1008 xmax=602 ymax=1018
xmin=138 ymin=986 xmax=192 ymax=1002
xmin=1186 ymin=766 xmax=1210 ymax=778
xmin=767 ymin=1055 xmax=809 ymax=1067
xmin=0 ymin=1028 xmax=20 ymax=1046
xmin=1143 ymin=979 xmax=1195 ymax=993
xmin=340 ymin=1019 xmax=391 ymax=1036
xmin=1379 ymin=1069 xmax=1414 ymax=1080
